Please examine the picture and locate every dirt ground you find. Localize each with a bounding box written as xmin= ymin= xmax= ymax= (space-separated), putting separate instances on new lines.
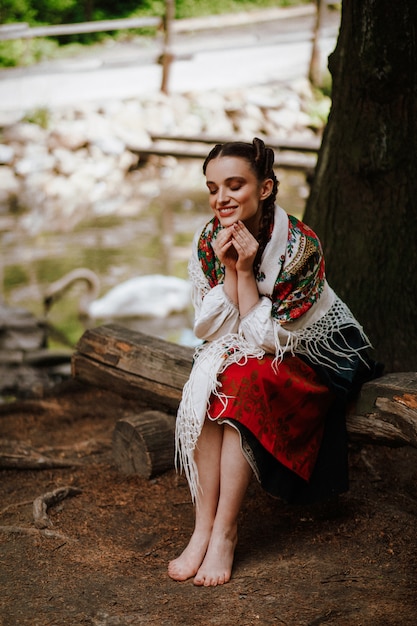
xmin=1 ymin=379 xmax=416 ymax=626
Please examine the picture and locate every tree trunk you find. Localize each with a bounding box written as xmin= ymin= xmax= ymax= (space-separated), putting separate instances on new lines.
xmin=303 ymin=0 xmax=417 ymax=372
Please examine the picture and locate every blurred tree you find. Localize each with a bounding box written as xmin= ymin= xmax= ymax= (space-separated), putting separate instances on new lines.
xmin=0 ymin=0 xmax=34 ymax=23
xmin=303 ymin=0 xmax=417 ymax=372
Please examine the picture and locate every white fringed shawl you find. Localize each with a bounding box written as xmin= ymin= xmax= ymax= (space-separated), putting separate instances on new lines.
xmin=176 ymin=206 xmax=371 ymax=501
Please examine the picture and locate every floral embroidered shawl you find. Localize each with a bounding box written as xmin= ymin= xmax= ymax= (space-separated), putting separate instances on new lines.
xmin=197 ymin=207 xmax=326 ymax=324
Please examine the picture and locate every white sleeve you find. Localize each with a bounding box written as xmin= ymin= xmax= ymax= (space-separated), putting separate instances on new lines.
xmin=193 ymin=284 xmax=240 ymax=341
xmin=239 ymin=297 xmax=293 ymax=354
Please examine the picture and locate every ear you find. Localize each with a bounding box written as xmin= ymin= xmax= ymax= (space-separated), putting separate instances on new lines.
xmin=260 ymin=178 xmax=274 ymax=200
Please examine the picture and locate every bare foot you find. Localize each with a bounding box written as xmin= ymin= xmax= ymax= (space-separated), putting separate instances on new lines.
xmin=193 ymin=527 xmax=237 ymax=587
xmin=168 ymin=529 xmax=211 ymax=582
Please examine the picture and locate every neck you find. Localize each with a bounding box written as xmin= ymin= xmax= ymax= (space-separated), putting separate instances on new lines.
xmin=244 ymin=205 xmax=263 ymax=238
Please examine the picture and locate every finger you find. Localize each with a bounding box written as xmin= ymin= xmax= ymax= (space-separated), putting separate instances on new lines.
xmin=233 ymin=222 xmax=256 ymax=244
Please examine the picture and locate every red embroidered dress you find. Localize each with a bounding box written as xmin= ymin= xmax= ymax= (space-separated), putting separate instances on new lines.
xmin=176 ymin=206 xmax=372 ymax=502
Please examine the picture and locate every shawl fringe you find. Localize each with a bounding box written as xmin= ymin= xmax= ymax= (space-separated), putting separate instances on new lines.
xmin=271 ymin=296 xmax=372 ymax=373
xmin=175 ymin=334 xmax=264 ymax=502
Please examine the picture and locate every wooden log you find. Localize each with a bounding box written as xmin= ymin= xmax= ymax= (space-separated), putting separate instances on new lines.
xmin=72 ymin=324 xmax=193 ymax=412
xmin=72 ymin=325 xmax=417 ymax=458
xmin=112 ymin=411 xmax=175 ymax=478
xmin=348 ymin=372 xmax=417 ymax=447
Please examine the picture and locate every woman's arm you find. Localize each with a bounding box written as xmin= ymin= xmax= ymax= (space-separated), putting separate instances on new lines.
xmin=193 ymin=284 xmax=240 ymax=341
xmin=239 ymin=297 xmax=277 ymax=352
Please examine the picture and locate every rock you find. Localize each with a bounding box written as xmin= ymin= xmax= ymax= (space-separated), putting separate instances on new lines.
xmin=0 ymin=145 xmax=15 ymax=165
xmin=0 ymin=111 xmax=25 ymax=128
xmin=0 ymin=167 xmax=20 ymax=211
xmin=266 ymin=107 xmax=305 ymax=132
xmin=15 ymin=147 xmax=55 ymax=176
xmin=0 ymin=304 xmax=45 ymax=352
xmin=92 ymin=135 xmax=125 ymax=156
xmin=118 ymin=150 xmax=139 ymax=172
xmin=3 ymin=122 xmax=47 ymax=144
xmin=48 ymin=121 xmax=88 ymax=151
xmin=54 ymin=148 xmax=81 ymax=176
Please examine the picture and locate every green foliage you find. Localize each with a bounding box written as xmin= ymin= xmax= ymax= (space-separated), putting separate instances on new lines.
xmin=22 ymin=106 xmax=51 ymax=128
xmin=174 ymin=0 xmax=307 ymax=19
xmin=306 ymin=93 xmax=331 ymax=129
xmin=0 ymin=36 xmax=58 ymax=66
xmin=0 ymin=39 xmax=25 ymax=67
xmin=0 ymin=0 xmax=311 ymax=67
xmin=1 ymin=0 xmax=309 ymax=24
xmin=0 ymin=0 xmax=35 ymax=23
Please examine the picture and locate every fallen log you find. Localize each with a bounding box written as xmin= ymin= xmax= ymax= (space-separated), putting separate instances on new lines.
xmin=72 ymin=324 xmax=193 ymax=412
xmin=72 ymin=324 xmax=417 ymax=477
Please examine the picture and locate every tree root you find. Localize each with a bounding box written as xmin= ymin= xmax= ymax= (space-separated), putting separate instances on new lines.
xmin=0 ymin=524 xmax=74 ymax=542
xmin=33 ymin=485 xmax=82 ymax=529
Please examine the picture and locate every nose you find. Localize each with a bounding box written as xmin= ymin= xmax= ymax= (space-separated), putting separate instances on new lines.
xmin=217 ymin=186 xmax=229 ymax=205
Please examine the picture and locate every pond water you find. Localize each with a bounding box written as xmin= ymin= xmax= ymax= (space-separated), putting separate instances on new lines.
xmin=1 ymin=165 xmax=308 ymax=350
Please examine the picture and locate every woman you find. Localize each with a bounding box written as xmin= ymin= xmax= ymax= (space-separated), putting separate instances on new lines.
xmin=168 ymin=138 xmax=378 ymax=587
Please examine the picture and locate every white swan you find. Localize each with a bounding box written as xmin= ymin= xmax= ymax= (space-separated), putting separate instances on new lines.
xmin=44 ymin=269 xmax=192 ymax=319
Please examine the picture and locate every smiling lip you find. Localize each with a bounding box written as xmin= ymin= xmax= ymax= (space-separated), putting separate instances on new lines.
xmin=218 ymin=206 xmax=237 ymax=214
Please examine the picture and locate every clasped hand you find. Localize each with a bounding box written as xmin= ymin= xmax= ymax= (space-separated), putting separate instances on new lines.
xmin=213 ymin=221 xmax=259 ymax=273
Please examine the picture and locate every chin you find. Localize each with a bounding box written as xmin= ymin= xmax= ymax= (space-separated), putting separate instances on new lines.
xmin=218 ymin=215 xmax=239 ymax=227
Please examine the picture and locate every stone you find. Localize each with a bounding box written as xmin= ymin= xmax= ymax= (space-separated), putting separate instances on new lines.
xmin=0 ymin=166 xmax=20 ymax=196
xmin=3 ymin=122 xmax=47 ymax=144
xmin=48 ymin=121 xmax=88 ymax=151
xmin=15 ymin=150 xmax=55 ymax=176
xmin=0 ymin=145 xmax=15 ymax=165
xmin=92 ymin=135 xmax=125 ymax=156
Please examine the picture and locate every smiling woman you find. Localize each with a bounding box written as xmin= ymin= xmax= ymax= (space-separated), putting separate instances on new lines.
xmin=168 ymin=137 xmax=380 ymax=587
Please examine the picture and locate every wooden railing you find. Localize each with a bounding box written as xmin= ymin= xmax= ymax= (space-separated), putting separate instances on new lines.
xmin=0 ymin=1 xmax=327 ymax=93
xmin=0 ymin=16 xmax=162 ymax=40
xmin=0 ymin=0 xmax=174 ymax=92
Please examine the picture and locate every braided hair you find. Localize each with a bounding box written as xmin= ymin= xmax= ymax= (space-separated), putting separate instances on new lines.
xmin=202 ymin=137 xmax=279 ymax=270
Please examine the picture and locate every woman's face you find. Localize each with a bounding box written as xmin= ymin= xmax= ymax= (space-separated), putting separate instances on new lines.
xmin=205 ymin=156 xmax=272 ymax=234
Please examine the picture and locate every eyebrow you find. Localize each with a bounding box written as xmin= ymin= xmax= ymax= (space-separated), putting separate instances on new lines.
xmin=206 ymin=176 xmax=246 ymax=186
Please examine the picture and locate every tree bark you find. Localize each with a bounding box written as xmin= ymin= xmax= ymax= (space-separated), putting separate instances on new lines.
xmin=303 ymin=0 xmax=417 ymax=372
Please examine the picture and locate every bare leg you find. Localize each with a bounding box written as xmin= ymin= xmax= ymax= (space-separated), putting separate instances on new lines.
xmin=168 ymin=418 xmax=223 ymax=581
xmin=193 ymin=424 xmax=252 ymax=587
